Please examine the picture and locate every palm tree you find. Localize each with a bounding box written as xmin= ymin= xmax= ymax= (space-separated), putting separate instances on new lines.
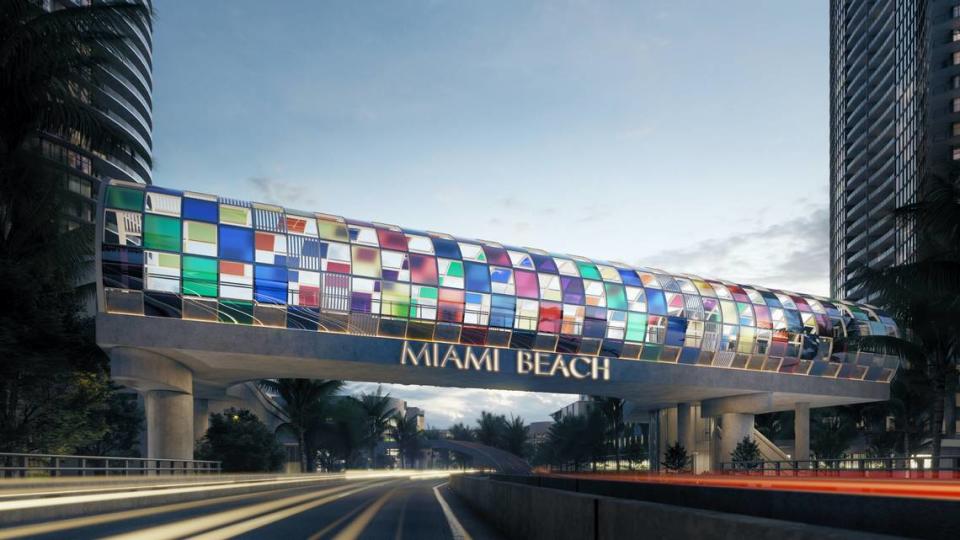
xmin=592 ymin=397 xmax=625 ymax=470
xmin=389 ymin=412 xmax=421 ymax=469
xmin=853 ymin=170 xmax=960 ymax=467
xmin=257 ymin=379 xmax=343 ymax=472
xmin=501 ymin=415 xmax=529 ymax=458
xmin=448 ymin=422 xmax=475 ymax=441
xmin=0 ymin=0 xmax=151 ymax=453
xmin=356 ymin=386 xmax=396 ymax=468
xmin=475 ymin=411 xmax=507 ymax=448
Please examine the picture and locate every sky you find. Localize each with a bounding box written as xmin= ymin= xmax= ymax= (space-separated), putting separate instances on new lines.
xmin=151 ymin=0 xmax=830 ymax=427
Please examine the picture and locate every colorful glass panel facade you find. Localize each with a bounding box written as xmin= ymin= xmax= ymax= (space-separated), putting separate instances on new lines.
xmin=99 ymin=182 xmax=901 ymax=382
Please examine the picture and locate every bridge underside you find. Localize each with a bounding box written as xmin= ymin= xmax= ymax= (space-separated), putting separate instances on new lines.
xmin=97 ymin=313 xmax=889 ymax=465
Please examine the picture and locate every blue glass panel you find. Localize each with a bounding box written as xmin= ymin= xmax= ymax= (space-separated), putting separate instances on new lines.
xmin=464 ymin=262 xmax=490 ymax=293
xmin=617 ymin=269 xmax=642 ymax=286
xmin=665 ymin=317 xmax=687 ymax=346
xmin=255 ymin=265 xmax=287 ymax=304
xmin=219 ymin=225 xmax=254 ymax=262
xmin=490 ymin=267 xmax=512 ymax=285
xmin=490 ymin=294 xmax=515 ymax=328
xmin=183 ymin=198 xmax=218 ymax=223
xmin=531 ymin=254 xmax=557 ymax=273
xmin=645 ymin=288 xmax=667 ymax=315
xmin=432 ymin=238 xmax=461 ymax=259
xmin=561 ymin=276 xmax=584 ymax=304
xmin=583 ymin=306 xmax=606 ymax=338
xmin=761 ymin=291 xmax=781 ymax=308
xmin=785 ymin=310 xmax=804 ymax=333
xmin=679 ymin=347 xmax=699 ymax=364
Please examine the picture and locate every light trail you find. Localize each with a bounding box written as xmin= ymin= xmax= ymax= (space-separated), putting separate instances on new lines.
xmin=0 ymin=482 xmax=326 ymax=540
xmin=553 ymin=472 xmax=960 ymax=501
xmin=0 ymin=475 xmax=341 ymax=513
xmin=100 ymin=480 xmax=385 ymax=540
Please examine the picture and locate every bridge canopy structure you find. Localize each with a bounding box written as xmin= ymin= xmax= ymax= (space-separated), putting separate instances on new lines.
xmin=95 ymin=181 xmax=901 ymax=464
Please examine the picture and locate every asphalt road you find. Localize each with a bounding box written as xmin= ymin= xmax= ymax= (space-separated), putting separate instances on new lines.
xmin=0 ymin=474 xmax=503 ymax=540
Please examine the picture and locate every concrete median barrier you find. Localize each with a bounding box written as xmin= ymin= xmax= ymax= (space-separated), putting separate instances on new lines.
xmin=450 ymin=475 xmax=893 ymax=540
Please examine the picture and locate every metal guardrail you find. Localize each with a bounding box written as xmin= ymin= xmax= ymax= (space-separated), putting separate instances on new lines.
xmin=0 ymin=452 xmax=221 ymax=477
xmin=718 ymin=457 xmax=960 ymax=477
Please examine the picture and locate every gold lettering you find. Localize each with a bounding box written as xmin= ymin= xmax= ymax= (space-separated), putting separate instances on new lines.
xmin=549 ymin=354 xmax=571 ymax=378
xmin=593 ymin=357 xmax=610 ymax=381
xmin=440 ymin=346 xmax=464 ymax=369
xmin=517 ymin=350 xmax=533 ymax=374
xmin=401 ymin=341 xmax=431 ymax=367
xmin=466 ymin=347 xmax=495 ymax=371
xmin=534 ymin=352 xmax=550 ymax=376
xmin=493 ymin=349 xmax=500 ymax=372
xmin=570 ymin=356 xmax=591 ymax=379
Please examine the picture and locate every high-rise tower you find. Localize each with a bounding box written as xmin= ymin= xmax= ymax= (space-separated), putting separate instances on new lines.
xmin=829 ymin=0 xmax=956 ymax=302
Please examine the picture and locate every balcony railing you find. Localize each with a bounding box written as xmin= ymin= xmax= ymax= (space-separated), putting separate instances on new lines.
xmin=718 ymin=456 xmax=960 ymax=478
xmin=0 ymin=452 xmax=221 ymax=478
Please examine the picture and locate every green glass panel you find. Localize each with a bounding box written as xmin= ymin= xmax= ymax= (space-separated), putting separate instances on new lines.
xmin=626 ymin=312 xmax=647 ymax=342
xmin=105 ymin=186 xmax=144 ymax=211
xmin=220 ymin=206 xmax=249 ymax=226
xmin=187 ymin=221 xmax=217 ymax=243
xmin=605 ymin=283 xmax=627 ymax=310
xmin=219 ymin=300 xmax=253 ymax=324
xmin=416 ymin=286 xmax=438 ymax=300
xmin=183 ymin=256 xmax=217 ymax=297
xmin=577 ymin=262 xmax=601 ymax=280
xmin=446 ymin=261 xmax=463 ymax=277
xmin=143 ymin=214 xmax=181 ymax=252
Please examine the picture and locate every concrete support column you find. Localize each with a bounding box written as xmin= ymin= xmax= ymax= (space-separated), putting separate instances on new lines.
xmin=677 ymin=403 xmax=694 ymax=452
xmin=110 ymin=348 xmax=195 ymax=460
xmin=648 ymin=410 xmax=660 ymax=472
xmin=794 ymin=402 xmax=810 ymax=463
xmin=194 ymin=398 xmax=210 ymax=442
xmin=719 ymin=413 xmax=755 ymax=466
xmin=145 ymin=390 xmax=194 ymax=460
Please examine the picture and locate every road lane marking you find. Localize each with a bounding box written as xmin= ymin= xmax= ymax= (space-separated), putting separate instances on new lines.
xmin=393 ymin=492 xmax=409 ymax=540
xmin=189 ymin=480 xmax=395 ymax=540
xmin=433 ymin=482 xmax=472 ymax=540
xmin=0 ymin=483 xmax=327 ymax=540
xmin=331 ymin=487 xmax=397 ymax=540
xmin=100 ymin=481 xmax=374 ymax=540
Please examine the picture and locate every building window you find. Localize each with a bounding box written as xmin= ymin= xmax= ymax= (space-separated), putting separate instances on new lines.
xmin=953 ymin=122 xmax=960 ymax=136
xmin=953 ymin=51 xmax=960 ymax=65
xmin=952 ymin=147 xmax=960 ymax=161
xmin=953 ymin=5 xmax=960 ymax=18
xmin=953 ymin=29 xmax=960 ymax=42
xmin=953 ymin=75 xmax=960 ymax=89
xmin=953 ymin=97 xmax=960 ymax=113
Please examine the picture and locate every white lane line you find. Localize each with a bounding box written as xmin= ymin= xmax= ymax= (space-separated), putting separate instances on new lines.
xmin=433 ymin=482 xmax=472 ymax=540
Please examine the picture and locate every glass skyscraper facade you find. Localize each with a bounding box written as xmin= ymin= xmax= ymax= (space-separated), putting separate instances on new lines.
xmin=39 ymin=0 xmax=153 ymax=304
xmin=830 ymin=0 xmax=955 ymax=302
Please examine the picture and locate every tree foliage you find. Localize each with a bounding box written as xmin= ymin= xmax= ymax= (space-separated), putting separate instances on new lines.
xmin=258 ymin=378 xmax=342 ymax=472
xmin=356 ymin=385 xmax=397 ymax=468
xmin=661 ymin=442 xmax=690 ymax=472
xmin=730 ymin=437 xmax=761 ymax=470
xmin=0 ymin=0 xmax=151 ymax=455
xmin=196 ymin=408 xmax=283 ymax=473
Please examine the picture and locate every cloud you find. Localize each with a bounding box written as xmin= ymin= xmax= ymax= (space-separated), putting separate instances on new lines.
xmin=247 ymin=176 xmax=319 ymax=209
xmin=640 ymin=206 xmax=830 ymax=296
xmin=343 ymin=382 xmax=574 ymax=428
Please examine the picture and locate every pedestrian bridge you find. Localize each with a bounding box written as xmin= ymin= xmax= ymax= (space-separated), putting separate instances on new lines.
xmin=96 ymin=181 xmax=900 ymax=466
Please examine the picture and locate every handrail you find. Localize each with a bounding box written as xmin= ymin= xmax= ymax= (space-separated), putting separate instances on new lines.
xmin=0 ymin=452 xmax=221 ymax=478
xmin=718 ymin=456 xmax=960 ymax=477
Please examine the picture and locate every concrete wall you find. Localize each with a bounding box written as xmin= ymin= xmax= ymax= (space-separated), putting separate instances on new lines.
xmin=477 ymin=474 xmax=960 ymax=539
xmin=450 ymin=476 xmax=885 ymax=540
